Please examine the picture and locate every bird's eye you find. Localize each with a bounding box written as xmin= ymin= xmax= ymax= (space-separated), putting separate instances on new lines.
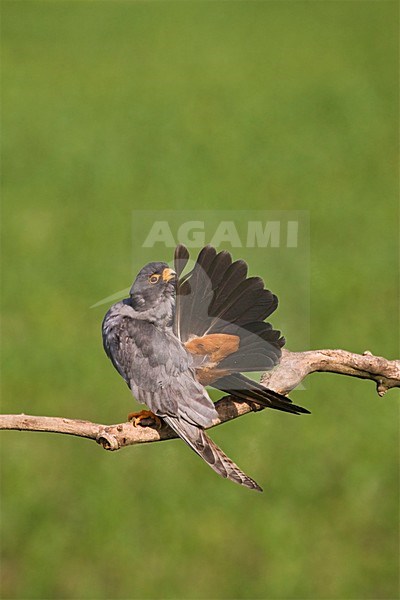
xmin=148 ymin=274 xmax=160 ymax=284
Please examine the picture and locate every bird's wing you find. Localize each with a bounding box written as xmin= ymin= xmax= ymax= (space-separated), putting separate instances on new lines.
xmin=174 ymin=245 xmax=279 ymax=336
xmin=172 ymin=245 xmax=309 ymax=415
xmin=173 ymin=244 xmax=283 ymax=369
xmin=102 ymin=305 xmax=218 ymax=428
xmin=162 ymin=415 xmax=262 ymax=491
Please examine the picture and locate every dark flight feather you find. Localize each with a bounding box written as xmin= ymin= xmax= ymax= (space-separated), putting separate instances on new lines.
xmin=174 ymin=244 xmax=309 ymax=416
xmin=214 ymin=373 xmax=310 ymax=415
xmin=174 ymin=244 xmax=190 ymax=277
xmin=174 ymin=244 xmax=190 ymax=340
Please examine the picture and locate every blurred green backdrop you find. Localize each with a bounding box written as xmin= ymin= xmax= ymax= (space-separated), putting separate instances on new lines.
xmin=1 ymin=1 xmax=398 ymax=599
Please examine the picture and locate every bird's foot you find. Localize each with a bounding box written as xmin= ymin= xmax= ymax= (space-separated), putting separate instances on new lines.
xmin=127 ymin=410 xmax=162 ymax=429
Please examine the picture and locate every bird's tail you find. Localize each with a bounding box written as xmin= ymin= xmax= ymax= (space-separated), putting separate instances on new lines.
xmin=214 ymin=372 xmax=310 ymax=415
xmin=163 ymin=415 xmax=262 ymax=492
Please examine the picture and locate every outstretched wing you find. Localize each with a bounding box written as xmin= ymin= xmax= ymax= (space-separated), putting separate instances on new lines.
xmin=173 ymin=245 xmax=309 ymax=416
xmin=173 ymin=244 xmax=283 ymax=366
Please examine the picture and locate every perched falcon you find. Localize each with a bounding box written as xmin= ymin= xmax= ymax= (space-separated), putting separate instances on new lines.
xmin=102 ymin=245 xmax=309 ymax=491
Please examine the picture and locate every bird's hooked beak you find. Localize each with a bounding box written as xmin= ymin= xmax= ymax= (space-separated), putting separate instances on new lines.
xmin=162 ymin=267 xmax=176 ymax=282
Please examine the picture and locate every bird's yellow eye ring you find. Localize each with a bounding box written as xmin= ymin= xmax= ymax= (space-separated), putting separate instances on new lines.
xmin=148 ymin=274 xmax=160 ymax=284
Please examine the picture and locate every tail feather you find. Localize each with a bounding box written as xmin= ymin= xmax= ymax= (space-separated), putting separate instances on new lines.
xmin=214 ymin=373 xmax=310 ymax=416
xmin=163 ymin=415 xmax=262 ymax=492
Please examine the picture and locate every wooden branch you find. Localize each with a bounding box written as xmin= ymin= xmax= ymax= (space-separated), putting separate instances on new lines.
xmin=261 ymin=349 xmax=400 ymax=396
xmin=0 ymin=348 xmax=398 ymax=451
xmin=0 ymin=396 xmax=252 ymax=451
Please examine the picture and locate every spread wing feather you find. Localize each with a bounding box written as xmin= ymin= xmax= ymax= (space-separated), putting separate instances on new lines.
xmin=173 ymin=244 xmax=309 ymax=416
xmin=174 ymin=246 xmax=216 ymax=341
xmin=174 ymin=245 xmax=284 ymax=374
xmin=173 ymin=245 xmax=190 ymax=340
xmin=174 ymin=244 xmax=190 ymax=278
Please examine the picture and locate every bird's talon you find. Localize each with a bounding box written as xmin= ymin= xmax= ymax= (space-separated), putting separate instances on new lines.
xmin=127 ymin=410 xmax=162 ymax=429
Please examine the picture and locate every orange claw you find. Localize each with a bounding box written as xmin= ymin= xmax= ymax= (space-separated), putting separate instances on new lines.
xmin=127 ymin=410 xmax=162 ymax=429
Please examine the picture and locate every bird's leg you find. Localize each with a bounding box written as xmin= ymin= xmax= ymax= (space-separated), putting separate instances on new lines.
xmin=127 ymin=410 xmax=162 ymax=429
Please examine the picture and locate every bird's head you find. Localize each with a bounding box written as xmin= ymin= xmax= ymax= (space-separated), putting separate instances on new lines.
xmin=129 ymin=262 xmax=177 ymax=324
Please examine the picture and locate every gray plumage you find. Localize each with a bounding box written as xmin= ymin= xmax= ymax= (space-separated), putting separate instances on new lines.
xmin=102 ymin=261 xmax=262 ymax=491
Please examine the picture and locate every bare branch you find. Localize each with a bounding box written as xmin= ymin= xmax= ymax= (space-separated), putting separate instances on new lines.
xmin=1 ymin=348 xmax=398 ymax=450
xmin=261 ymin=349 xmax=400 ymax=396
xmin=0 ymin=396 xmax=253 ymax=451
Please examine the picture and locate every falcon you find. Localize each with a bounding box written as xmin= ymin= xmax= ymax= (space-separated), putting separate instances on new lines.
xmin=102 ymin=245 xmax=309 ymax=491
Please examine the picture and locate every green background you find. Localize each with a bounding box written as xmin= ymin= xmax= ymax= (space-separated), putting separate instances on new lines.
xmin=1 ymin=1 xmax=398 ymax=599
